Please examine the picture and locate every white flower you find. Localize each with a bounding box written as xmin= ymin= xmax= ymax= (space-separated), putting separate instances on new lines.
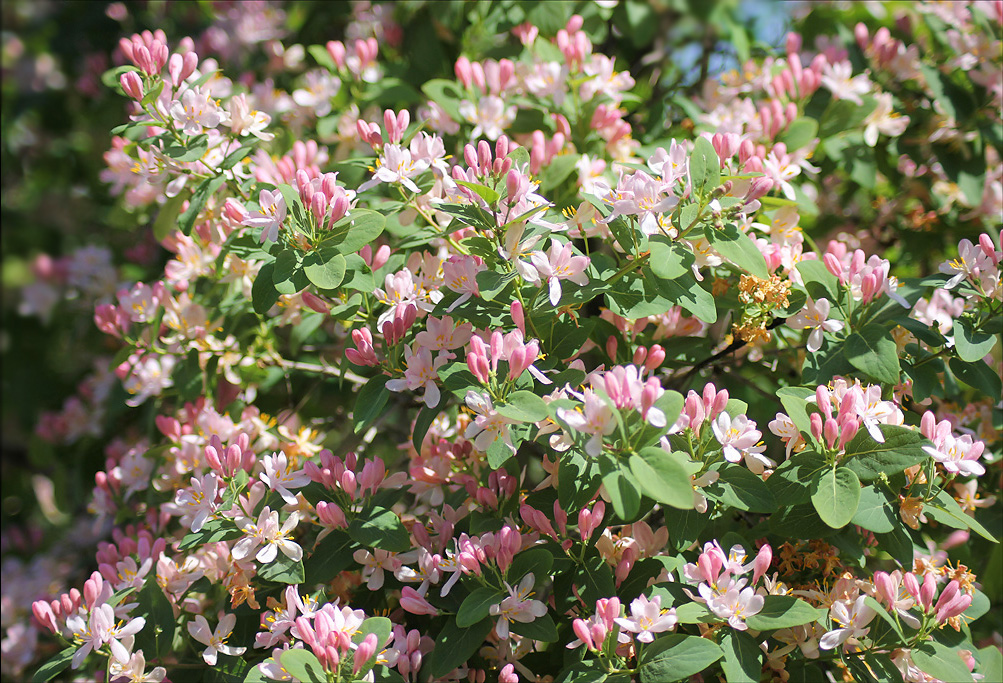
xmin=819 ymin=596 xmax=875 ymax=651
xmin=614 ymin=595 xmax=678 ymax=643
xmin=173 ymin=472 xmax=220 ymax=533
xmin=232 ymin=507 xmax=303 ymax=564
xmin=66 ymin=604 xmax=146 ymax=668
xmin=187 ymin=613 xmax=246 ymax=665
xmin=789 ymin=298 xmax=844 ymax=353
xmin=242 ymin=189 xmax=286 ymax=244
xmin=489 ymin=573 xmax=548 ymax=639
xmin=259 ymin=452 xmax=311 ymax=505
xmin=169 ymin=87 xmax=225 ymax=135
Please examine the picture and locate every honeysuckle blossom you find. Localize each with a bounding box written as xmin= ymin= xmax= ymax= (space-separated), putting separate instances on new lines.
xmin=789 ymin=298 xmax=844 ymax=352
xmin=458 ymin=95 xmax=516 ymax=140
xmin=556 ymin=389 xmax=616 ymax=457
xmin=712 ymin=413 xmax=772 ymax=474
xmin=862 ymin=92 xmax=909 ymax=146
xmin=819 ymin=596 xmax=876 ymax=651
xmin=169 ymin=87 xmax=226 ymax=135
xmin=228 ymin=93 xmax=274 ymax=140
xmin=232 ymin=507 xmax=303 ymax=564
xmin=531 ymin=241 xmax=590 ymax=305
xmin=489 ymin=573 xmax=548 ymax=639
xmin=66 ymin=604 xmax=146 ymax=668
xmin=820 ymin=60 xmax=872 ymax=105
xmin=242 ymin=189 xmax=287 ymax=244
xmin=109 ymin=650 xmax=167 ymax=682
xmin=705 ymin=585 xmax=764 ymax=631
xmin=259 ymin=452 xmax=311 ymax=505
xmin=359 ymin=143 xmax=429 ymax=194
xmin=172 ymin=472 xmax=220 ymax=533
xmin=614 ymin=594 xmax=677 ymax=642
xmin=187 ymin=613 xmax=246 ymax=665
xmin=923 ymin=433 xmax=986 ymax=477
xmin=464 ymin=390 xmax=518 ymax=454
xmin=940 ymin=238 xmax=992 ymax=290
xmin=386 ymin=345 xmax=449 ymax=408
xmin=413 ymin=316 xmax=473 ymax=356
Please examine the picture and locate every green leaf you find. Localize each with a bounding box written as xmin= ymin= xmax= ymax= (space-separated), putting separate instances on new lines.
xmin=851 ymin=485 xmax=897 ymax=533
xmin=769 ymin=504 xmax=837 ymax=539
xmin=767 ymin=451 xmax=826 ymax=505
xmin=950 ymin=356 xmax=1003 ymax=399
xmin=912 ymin=641 xmax=974 ymax=682
xmin=421 ymin=79 xmax=465 ymax=121
xmin=251 ymin=262 xmax=280 ymax=315
xmin=720 ymin=630 xmax=763 ymax=683
xmin=134 ymin=581 xmax=176 ymax=659
xmin=639 ymin=634 xmax=723 ymax=683
xmin=511 ymin=611 xmax=559 ymax=642
xmin=843 ymin=425 xmax=929 ymax=481
xmin=704 ymin=464 xmax=776 ymax=513
xmin=952 ymin=318 xmax=996 ymax=362
xmin=811 ymin=467 xmax=861 ymax=529
xmin=178 ymin=518 xmax=242 ymax=550
xmin=845 ymin=324 xmax=900 ymax=384
xmin=744 ymin=596 xmax=823 ymax=631
xmin=257 ymin=553 xmax=305 ymax=584
xmin=220 ymin=144 xmax=255 ymax=170
xmin=32 ymin=647 xmax=76 ymax=683
xmin=602 ymin=464 xmax=643 ymax=521
xmin=475 ymin=270 xmax=514 ymax=301
xmin=629 ymin=448 xmax=695 ymax=510
xmin=273 ymin=249 xmax=309 ymax=295
xmin=353 ymin=376 xmax=390 ymax=434
xmin=153 ymin=193 xmax=186 ymax=241
xmin=495 ymin=390 xmax=549 ymax=422
xmin=819 ymin=97 xmax=877 ymax=138
xmin=775 ymin=386 xmax=816 ymax=437
xmin=326 ymin=209 xmax=386 ymax=254
xmin=706 ymin=223 xmax=769 ymax=279
xmin=653 ymin=390 xmax=684 ymax=429
xmin=507 ymin=547 xmax=554 ymax=583
xmin=455 ymin=179 xmax=500 ymax=204
xmin=927 ymin=490 xmax=999 ymax=543
xmin=164 ymin=134 xmax=208 ymax=162
xmin=426 ymin=616 xmax=494 ymax=679
xmin=280 ymin=649 xmax=327 ymax=683
xmin=303 ymin=249 xmax=346 ymax=290
xmin=779 ymin=118 xmax=819 ymax=151
xmin=412 ymin=399 xmax=443 ymax=454
xmin=977 ymin=645 xmax=1003 ymax=682
xmin=863 ymin=596 xmax=904 ymax=642
xmin=647 ymin=237 xmax=695 ymax=280
xmin=689 ymin=137 xmax=721 ymax=198
xmin=179 ymin=175 xmax=226 ymax=236
xmin=796 ymin=260 xmax=840 ymax=302
xmin=348 ymin=506 xmax=410 ymax=552
xmin=457 ymin=587 xmax=504 ymax=627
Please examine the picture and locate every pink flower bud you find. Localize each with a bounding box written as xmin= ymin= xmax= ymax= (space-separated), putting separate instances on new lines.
xmin=572 ymin=618 xmax=594 ymax=650
xmin=920 ymin=573 xmax=937 ymax=611
xmin=810 ymin=412 xmax=824 ymax=442
xmin=326 ymin=40 xmax=346 ymax=68
xmin=353 ymin=633 xmax=379 ymax=674
xmin=32 ymin=601 xmax=58 ymax=633
xmin=752 ymin=544 xmax=773 ymax=585
xmin=119 ymin=71 xmax=144 ymax=100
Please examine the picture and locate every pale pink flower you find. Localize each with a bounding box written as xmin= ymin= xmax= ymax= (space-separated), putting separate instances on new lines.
xmin=706 ymin=586 xmax=764 ymax=631
xmin=819 ymin=596 xmax=875 ymax=651
xmin=232 ymin=507 xmax=303 ymax=564
xmin=614 ymin=594 xmax=677 ymax=643
xmin=557 ymin=390 xmax=616 ymax=457
xmin=173 ymin=472 xmax=220 ymax=533
xmin=458 ymin=96 xmax=516 ymax=140
xmin=109 ymin=650 xmax=167 ymax=682
xmin=187 ymin=613 xmax=246 ymax=665
xmin=789 ymin=298 xmax=844 ymax=352
xmin=66 ymin=604 xmax=146 ymax=668
xmin=923 ymin=433 xmax=986 ymax=477
xmin=464 ymin=391 xmax=518 ymax=454
xmin=228 ymin=93 xmax=274 ymax=141
xmin=242 ymin=189 xmax=287 ymax=244
xmin=820 ymin=61 xmax=872 ymax=105
xmin=386 ymin=345 xmax=448 ymax=408
xmin=260 ymin=452 xmax=311 ymax=505
xmin=712 ymin=413 xmax=772 ymax=474
xmin=490 ymin=573 xmax=548 ymax=639
xmin=359 ymin=144 xmax=429 ymax=194
xmin=443 ymin=255 xmax=485 ymax=311
xmin=413 ymin=316 xmax=473 ymax=354
xmin=531 ymin=242 xmax=590 ymax=305
xmin=169 ymin=87 xmax=225 ymax=135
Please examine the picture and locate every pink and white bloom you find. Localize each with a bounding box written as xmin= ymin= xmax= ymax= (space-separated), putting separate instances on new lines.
xmin=359 ymin=144 xmax=429 ymax=194
xmin=169 ymin=87 xmax=225 ymax=135
xmin=443 ymin=255 xmax=485 ymax=312
xmin=557 ymin=389 xmax=616 ymax=457
xmin=187 ymin=613 xmax=246 ymax=665
xmin=242 ymin=189 xmax=287 ymax=244
xmin=489 ymin=573 xmax=548 ymax=639
xmin=531 ymin=241 xmax=590 ymax=305
xmin=614 ymin=594 xmax=677 ymax=643
xmin=819 ymin=596 xmax=875 ymax=651
xmin=706 ymin=585 xmax=764 ymax=631
xmin=66 ymin=604 xmax=146 ymax=668
xmin=464 ymin=391 xmax=518 ymax=454
xmin=458 ymin=96 xmax=516 ymax=140
xmin=173 ymin=472 xmax=220 ymax=533
xmin=789 ymin=298 xmax=844 ymax=352
xmin=413 ymin=316 xmax=473 ymax=356
xmin=820 ymin=61 xmax=872 ymax=105
xmin=232 ymin=507 xmax=303 ymax=564
xmin=386 ymin=345 xmax=448 ymax=408
xmin=260 ymin=452 xmax=311 ymax=505
xmin=939 ymin=238 xmax=992 ymax=290
xmin=228 ymin=93 xmax=274 ymax=141
xmin=923 ymin=433 xmax=986 ymax=477
xmin=109 ymin=650 xmax=167 ymax=682
xmin=712 ymin=413 xmax=772 ymax=474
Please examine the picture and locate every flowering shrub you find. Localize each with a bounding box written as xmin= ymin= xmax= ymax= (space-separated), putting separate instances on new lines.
xmin=3 ymin=2 xmax=1002 ymax=683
